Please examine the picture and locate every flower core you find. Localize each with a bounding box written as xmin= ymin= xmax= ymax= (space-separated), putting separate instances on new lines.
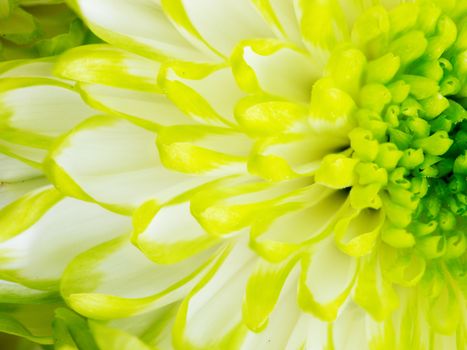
xmin=315 ymin=1 xmax=467 ymax=263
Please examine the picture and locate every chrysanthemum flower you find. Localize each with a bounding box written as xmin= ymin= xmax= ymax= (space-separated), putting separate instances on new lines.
xmin=1 ymin=0 xmax=466 ymax=349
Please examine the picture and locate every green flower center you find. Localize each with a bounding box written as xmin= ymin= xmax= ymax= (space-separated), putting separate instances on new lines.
xmin=316 ymin=2 xmax=466 ymax=260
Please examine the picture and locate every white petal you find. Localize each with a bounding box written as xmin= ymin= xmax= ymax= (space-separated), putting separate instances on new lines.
xmin=62 ymin=235 xmax=224 ymax=319
xmin=190 ymin=176 xmax=309 ymax=236
xmin=242 ymin=267 xmax=301 ymax=350
xmin=333 ymin=301 xmax=370 ymax=350
xmin=249 ymin=132 xmax=348 ymax=180
xmin=286 ymin=313 xmax=329 ymax=350
xmin=174 ymin=241 xmax=256 ymax=348
xmin=55 ymin=45 xmax=162 ymax=92
xmin=170 ymin=0 xmax=274 ymax=56
xmin=0 ymin=58 xmax=67 ymax=83
xmin=1 ymin=83 xmax=96 ymax=137
xmin=156 ymin=124 xmax=251 ymax=176
xmin=253 ymin=0 xmax=303 ymax=44
xmin=242 ymin=256 xmax=299 ymax=332
xmin=0 ymin=279 xmax=56 ymax=303
xmin=298 ymin=240 xmax=357 ymax=321
xmin=46 ymin=116 xmax=220 ymax=213
xmin=0 ymin=191 xmax=131 ymax=286
xmin=303 ymin=241 xmax=356 ymax=303
xmin=133 ymin=201 xmax=219 ymax=264
xmin=70 ymin=0 xmax=207 ymax=61
xmin=163 ymin=63 xmax=244 ymax=125
xmin=107 ymin=303 xmax=178 ymax=350
xmin=0 ymin=178 xmax=48 ymax=209
xmin=233 ymin=40 xmax=321 ymax=102
xmin=251 ymin=189 xmax=347 ymax=261
xmin=78 ymin=83 xmax=193 ymax=128
xmin=0 ymin=139 xmax=48 ymax=164
xmin=0 ymin=153 xmax=42 ymax=182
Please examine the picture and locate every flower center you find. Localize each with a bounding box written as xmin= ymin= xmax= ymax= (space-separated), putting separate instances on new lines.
xmin=315 ymin=2 xmax=466 ymax=260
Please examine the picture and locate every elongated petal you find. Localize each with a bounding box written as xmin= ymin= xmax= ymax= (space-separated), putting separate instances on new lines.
xmin=68 ymin=0 xmax=207 ymax=61
xmin=173 ymin=242 xmax=255 ymax=349
xmin=132 ymin=200 xmax=219 ymax=264
xmin=45 ymin=116 xmax=220 ymax=213
xmin=253 ymin=0 xmax=302 ymax=44
xmin=241 ymin=269 xmax=302 ymax=350
xmin=0 ymin=187 xmax=131 ymax=288
xmin=232 ymin=39 xmax=321 ymax=102
xmin=249 ymin=132 xmax=348 ymax=181
xmin=162 ymin=61 xmax=244 ymax=125
xmin=242 ymin=255 xmax=299 ymax=332
xmin=298 ymin=240 xmax=358 ymax=321
xmin=295 ymin=0 xmax=349 ymax=61
xmin=162 ymin=0 xmax=273 ymax=56
xmin=77 ymin=83 xmax=193 ymax=128
xmin=0 ymin=177 xmax=48 ymax=209
xmin=250 ymin=188 xmax=346 ymax=261
xmin=191 ymin=176 xmax=308 ymax=236
xmin=61 ymin=235 xmax=226 ymax=319
xmin=0 ymin=81 xmax=96 ymax=137
xmin=0 ymin=153 xmax=41 ymax=182
xmin=54 ymin=45 xmax=162 ymax=92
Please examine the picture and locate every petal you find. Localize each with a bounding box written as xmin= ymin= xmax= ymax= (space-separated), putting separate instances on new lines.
xmin=191 ymin=176 xmax=308 ymax=236
xmin=173 ymin=242 xmax=255 ymax=349
xmin=0 ymin=153 xmax=41 ymax=182
xmin=156 ymin=124 xmax=251 ymax=176
xmin=241 ymin=268 xmax=302 ymax=350
xmin=0 ymin=139 xmax=47 ymax=165
xmin=250 ymin=187 xmax=346 ymax=262
xmin=54 ymin=44 xmax=162 ymax=92
xmin=61 ymin=235 xmax=226 ymax=320
xmin=285 ymin=313 xmax=329 ymax=350
xmin=162 ymin=61 xmax=244 ymax=125
xmin=0 ymin=186 xmax=62 ymax=244
xmin=295 ymin=0 xmax=349 ymax=61
xmin=68 ymin=0 xmax=207 ymax=61
xmin=309 ymin=77 xmax=357 ymax=132
xmin=105 ymin=303 xmax=178 ymax=350
xmin=0 ymin=177 xmax=48 ymax=209
xmin=163 ymin=0 xmax=273 ymax=56
xmin=297 ymin=240 xmax=358 ymax=321
xmin=232 ymin=39 xmax=321 ymax=102
xmin=0 ymin=280 xmax=57 ymax=304
xmin=334 ymin=207 xmax=385 ymax=257
xmin=77 ymin=83 xmax=193 ymax=128
xmin=0 ymin=81 xmax=96 ymax=138
xmin=132 ymin=200 xmax=219 ymax=264
xmin=234 ymin=95 xmax=308 ymax=137
xmin=332 ymin=301 xmax=370 ymax=350
xmin=45 ymin=116 xmax=220 ymax=213
xmin=252 ymin=0 xmax=302 ymax=44
xmin=352 ymin=254 xmax=400 ymax=321
xmin=242 ymin=255 xmax=299 ymax=332
xmin=249 ymin=132 xmax=348 ymax=181
xmin=0 ymin=188 xmax=131 ymax=288
xmin=0 ymin=58 xmax=64 ymax=81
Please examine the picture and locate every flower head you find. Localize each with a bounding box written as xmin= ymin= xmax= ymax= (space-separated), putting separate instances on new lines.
xmin=0 ymin=0 xmax=466 ymax=349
